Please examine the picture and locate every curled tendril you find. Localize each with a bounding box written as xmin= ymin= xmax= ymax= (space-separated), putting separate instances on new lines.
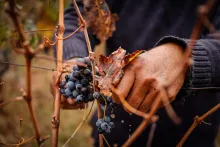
xmin=44 ymin=25 xmax=83 ymax=46
xmin=0 ymin=119 xmax=36 ymax=147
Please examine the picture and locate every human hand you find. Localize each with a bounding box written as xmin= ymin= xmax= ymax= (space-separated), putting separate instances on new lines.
xmin=112 ymin=43 xmax=187 ymax=112
xmin=50 ymin=58 xmax=85 ymax=109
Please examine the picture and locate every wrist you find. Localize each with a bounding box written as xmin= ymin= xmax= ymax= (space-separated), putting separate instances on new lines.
xmin=149 ymin=43 xmax=185 ymax=62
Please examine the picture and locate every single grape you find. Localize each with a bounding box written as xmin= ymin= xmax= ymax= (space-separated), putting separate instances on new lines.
xmin=87 ymin=86 xmax=93 ymax=93
xmin=83 ymin=69 xmax=91 ymax=76
xmin=81 ymin=87 xmax=88 ymax=95
xmin=59 ymin=81 xmax=66 ymax=88
xmin=93 ymin=91 xmax=100 ymax=99
xmin=65 ymin=88 xmax=72 ymax=97
xmin=104 ymin=116 xmax=111 ymax=123
xmin=84 ymin=57 xmax=91 ymax=66
xmin=72 ymin=89 xmax=79 ymax=98
xmin=109 ymin=122 xmax=115 ymax=128
xmin=60 ymin=88 xmax=65 ymax=94
xmin=86 ymin=75 xmax=92 ymax=82
xmin=107 ymin=96 xmax=112 ymax=103
xmin=97 ymin=127 xmax=105 ymax=134
xmin=69 ymin=74 xmax=77 ymax=82
xmin=67 ymin=81 xmax=75 ymax=90
xmin=75 ymin=80 xmax=80 ymax=86
xmin=72 ymin=70 xmax=81 ymax=78
xmin=76 ymin=84 xmax=83 ymax=91
xmin=106 ymin=126 xmax=111 ymax=133
xmin=76 ymin=95 xmax=84 ymax=103
xmin=88 ymin=94 xmax=94 ymax=101
xmin=101 ymin=122 xmax=108 ymax=131
xmin=81 ymin=78 xmax=89 ymax=86
xmin=72 ymin=65 xmax=79 ymax=71
xmin=96 ymin=119 xmax=104 ymax=127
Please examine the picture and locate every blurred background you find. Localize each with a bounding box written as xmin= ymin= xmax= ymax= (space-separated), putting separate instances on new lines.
xmin=0 ymin=0 xmax=219 ymax=147
xmin=0 ymin=0 xmax=98 ymax=146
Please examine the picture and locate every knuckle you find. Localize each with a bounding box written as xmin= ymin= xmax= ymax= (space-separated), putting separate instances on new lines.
xmin=139 ymin=105 xmax=147 ymax=112
xmin=133 ymin=57 xmax=144 ymax=70
xmin=127 ymin=98 xmax=139 ymax=109
xmin=167 ymin=89 xmax=177 ymax=101
xmin=143 ymin=77 xmax=156 ymax=85
xmin=168 ymin=95 xmax=175 ymax=101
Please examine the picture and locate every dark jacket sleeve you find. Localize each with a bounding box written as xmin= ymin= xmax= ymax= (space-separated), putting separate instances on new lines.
xmin=156 ymin=5 xmax=220 ymax=88
xmin=53 ymin=1 xmax=96 ymax=60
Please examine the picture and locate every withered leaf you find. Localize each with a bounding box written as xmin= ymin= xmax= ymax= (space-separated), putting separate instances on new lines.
xmin=83 ymin=0 xmax=119 ymax=42
xmin=95 ymin=47 xmax=144 ymax=96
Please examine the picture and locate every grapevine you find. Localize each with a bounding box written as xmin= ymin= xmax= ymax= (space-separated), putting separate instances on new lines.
xmin=0 ymin=0 xmax=219 ymax=147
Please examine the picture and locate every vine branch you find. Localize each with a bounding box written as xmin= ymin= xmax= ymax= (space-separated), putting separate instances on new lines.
xmin=5 ymin=0 xmax=48 ymax=146
xmin=176 ymin=103 xmax=220 ymax=147
xmin=0 ymin=119 xmax=37 ymax=147
xmin=51 ymin=0 xmax=65 ymax=146
xmin=71 ymin=0 xmax=104 ymax=146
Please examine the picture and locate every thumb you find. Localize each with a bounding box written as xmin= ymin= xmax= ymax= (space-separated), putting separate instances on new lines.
xmin=111 ymin=69 xmax=135 ymax=104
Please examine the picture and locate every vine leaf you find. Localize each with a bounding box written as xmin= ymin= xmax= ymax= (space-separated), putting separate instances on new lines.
xmin=83 ymin=0 xmax=119 ymax=42
xmin=95 ymin=47 xmax=144 ymax=96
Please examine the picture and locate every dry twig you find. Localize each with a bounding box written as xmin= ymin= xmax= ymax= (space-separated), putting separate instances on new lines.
xmin=51 ymin=0 xmax=65 ymax=146
xmin=5 ymin=0 xmax=48 ymax=145
xmin=62 ymin=101 xmax=94 ymax=147
xmin=0 ymin=119 xmax=37 ymax=147
xmin=146 ymin=123 xmax=157 ymax=147
xmin=71 ymin=0 xmax=104 ymax=146
xmin=0 ymin=96 xmax=23 ymax=108
xmin=176 ymin=103 xmax=220 ymax=147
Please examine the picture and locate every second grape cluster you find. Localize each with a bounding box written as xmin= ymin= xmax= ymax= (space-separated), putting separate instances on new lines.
xmin=96 ymin=116 xmax=115 ymax=134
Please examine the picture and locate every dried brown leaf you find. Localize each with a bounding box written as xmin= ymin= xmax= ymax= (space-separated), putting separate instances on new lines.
xmin=83 ymin=0 xmax=119 ymax=42
xmin=95 ymin=47 xmax=144 ymax=96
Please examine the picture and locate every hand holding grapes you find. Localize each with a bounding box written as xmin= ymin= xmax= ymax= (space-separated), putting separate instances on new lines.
xmin=112 ymin=43 xmax=188 ymax=112
xmin=50 ymin=58 xmax=90 ymax=109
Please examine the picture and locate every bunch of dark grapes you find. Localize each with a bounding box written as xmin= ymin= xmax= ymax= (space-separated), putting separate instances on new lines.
xmin=59 ymin=57 xmax=95 ymax=103
xmin=59 ymin=57 xmax=117 ymax=133
xmin=93 ymin=92 xmax=117 ymax=134
xmin=96 ymin=116 xmax=115 ymax=134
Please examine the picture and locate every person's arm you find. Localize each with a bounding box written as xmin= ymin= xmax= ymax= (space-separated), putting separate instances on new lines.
xmin=112 ymin=5 xmax=220 ymax=112
xmin=156 ymin=36 xmax=220 ymax=89
xmin=156 ymin=3 xmax=220 ymax=88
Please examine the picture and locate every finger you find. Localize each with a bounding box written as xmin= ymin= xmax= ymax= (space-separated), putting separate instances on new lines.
xmin=50 ymin=71 xmax=59 ymax=97
xmin=67 ymin=98 xmax=76 ymax=105
xmin=126 ymin=78 xmax=155 ymax=109
xmin=160 ymin=87 xmax=181 ymax=124
xmin=139 ymin=86 xmax=159 ymax=112
xmin=112 ymin=69 xmax=135 ymax=104
xmin=79 ymin=103 xmax=85 ymax=109
xmin=61 ymin=95 xmax=68 ymax=104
